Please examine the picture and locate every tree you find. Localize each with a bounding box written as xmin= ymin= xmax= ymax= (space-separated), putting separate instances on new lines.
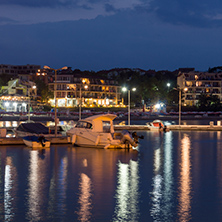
xmin=197 ymin=93 xmax=221 ymax=111
xmin=0 ymin=74 xmax=12 ymax=88
xmin=35 ymin=79 xmax=53 ymax=103
xmin=41 ymin=87 xmax=53 ymax=103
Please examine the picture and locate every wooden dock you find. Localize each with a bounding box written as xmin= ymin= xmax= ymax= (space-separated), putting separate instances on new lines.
xmin=114 ymin=125 xmax=149 ymax=131
xmin=1 ymin=124 xmax=222 ymax=146
xmin=114 ymin=124 xmax=222 ymax=131
xmin=168 ymin=125 xmax=222 ymax=131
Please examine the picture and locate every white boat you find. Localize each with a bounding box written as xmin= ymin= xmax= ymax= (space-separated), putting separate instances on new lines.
xmin=66 ymin=114 xmax=138 ymax=149
xmin=23 ymin=135 xmax=51 ymax=148
xmin=146 ymin=119 xmax=169 ymax=131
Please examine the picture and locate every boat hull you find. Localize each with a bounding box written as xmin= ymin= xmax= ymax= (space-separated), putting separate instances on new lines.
xmin=68 ymin=131 xmax=135 ymax=149
xmin=23 ymin=136 xmax=51 ymax=148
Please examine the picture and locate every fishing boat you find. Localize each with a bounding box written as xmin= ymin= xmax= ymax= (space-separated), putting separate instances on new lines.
xmin=23 ymin=135 xmax=51 ymax=148
xmin=66 ymin=114 xmax=140 ymax=149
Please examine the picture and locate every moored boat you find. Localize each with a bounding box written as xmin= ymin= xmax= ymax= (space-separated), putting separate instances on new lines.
xmin=146 ymin=119 xmax=169 ymax=132
xmin=23 ymin=135 xmax=51 ymax=148
xmin=67 ymin=114 xmax=140 ymax=149
xmin=14 ymin=122 xmax=63 ymax=138
xmin=15 ymin=122 xmax=50 ymax=137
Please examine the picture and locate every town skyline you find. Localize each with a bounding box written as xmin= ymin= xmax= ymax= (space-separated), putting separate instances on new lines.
xmin=0 ymin=63 xmax=218 ymax=73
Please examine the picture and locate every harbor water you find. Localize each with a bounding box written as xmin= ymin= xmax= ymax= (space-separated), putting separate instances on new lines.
xmin=0 ymin=129 xmax=222 ymax=221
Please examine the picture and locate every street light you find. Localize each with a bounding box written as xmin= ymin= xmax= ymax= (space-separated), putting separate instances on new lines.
xmin=122 ymin=87 xmax=136 ymax=125
xmin=27 ymin=85 xmax=36 ymax=122
xmin=175 ymin=87 xmax=188 ymax=126
xmin=79 ymin=84 xmax=88 ymax=120
xmin=44 ymin=65 xmax=68 ymax=137
xmin=167 ymin=83 xmax=170 ymax=92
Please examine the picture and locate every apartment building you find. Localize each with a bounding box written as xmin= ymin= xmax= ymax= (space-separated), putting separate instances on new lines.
xmin=0 ymin=79 xmax=37 ymax=112
xmin=177 ymin=71 xmax=222 ymax=106
xmin=48 ymin=72 xmax=121 ymax=107
xmin=0 ymin=64 xmax=41 ymax=75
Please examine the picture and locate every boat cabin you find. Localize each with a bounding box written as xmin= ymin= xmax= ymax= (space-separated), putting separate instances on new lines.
xmin=75 ymin=114 xmax=116 ymax=133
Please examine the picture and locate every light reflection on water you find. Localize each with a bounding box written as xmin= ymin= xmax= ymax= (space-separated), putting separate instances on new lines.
xmin=4 ymin=157 xmax=18 ymax=222
xmin=163 ymin=131 xmax=173 ymax=220
xmin=150 ymin=131 xmax=192 ymax=222
xmin=27 ymin=151 xmax=40 ymax=221
xmin=77 ymin=173 xmax=92 ymax=222
xmin=178 ymin=133 xmax=192 ymax=222
xmin=150 ymin=131 xmax=174 ymax=221
xmin=113 ymin=159 xmax=139 ymax=222
xmin=1 ymin=131 xmax=222 ymax=221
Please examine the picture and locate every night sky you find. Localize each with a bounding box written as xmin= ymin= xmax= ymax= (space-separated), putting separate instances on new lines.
xmin=0 ymin=0 xmax=222 ymax=71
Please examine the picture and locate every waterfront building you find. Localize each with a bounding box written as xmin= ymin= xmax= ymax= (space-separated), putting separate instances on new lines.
xmin=47 ymin=71 xmax=122 ymax=108
xmin=0 ymin=64 xmax=40 ymax=75
xmin=0 ymin=79 xmax=37 ymax=112
xmin=177 ymin=70 xmax=222 ymax=106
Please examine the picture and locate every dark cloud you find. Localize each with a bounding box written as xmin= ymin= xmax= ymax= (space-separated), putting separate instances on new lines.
xmin=104 ymin=4 xmax=116 ymax=13
xmin=149 ymin=0 xmax=222 ymax=27
xmin=0 ymin=0 xmax=80 ymax=7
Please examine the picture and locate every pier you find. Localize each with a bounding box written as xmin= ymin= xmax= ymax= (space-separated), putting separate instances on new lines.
xmin=1 ymin=123 xmax=222 ymax=146
xmin=114 ymin=123 xmax=222 ymax=131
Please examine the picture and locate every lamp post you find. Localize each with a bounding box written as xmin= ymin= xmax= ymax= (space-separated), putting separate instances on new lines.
xmin=122 ymin=87 xmax=136 ymax=125
xmin=167 ymin=83 xmax=170 ymax=92
xmin=79 ymin=85 xmax=81 ymax=120
xmin=175 ymin=87 xmax=188 ymax=126
xmin=27 ymin=85 xmax=36 ymax=122
xmin=179 ymin=89 xmax=182 ymax=126
xmin=44 ymin=65 xmax=67 ymax=137
xmin=79 ymin=84 xmax=88 ymax=120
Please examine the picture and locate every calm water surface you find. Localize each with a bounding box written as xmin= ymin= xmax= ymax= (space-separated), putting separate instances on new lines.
xmin=1 ymin=130 xmax=222 ymax=221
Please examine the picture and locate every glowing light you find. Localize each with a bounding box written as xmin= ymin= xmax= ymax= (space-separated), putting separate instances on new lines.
xmin=155 ymin=103 xmax=160 ymax=109
xmin=5 ymin=102 xmax=9 ymax=107
xmin=122 ymin=87 xmax=127 ymax=92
